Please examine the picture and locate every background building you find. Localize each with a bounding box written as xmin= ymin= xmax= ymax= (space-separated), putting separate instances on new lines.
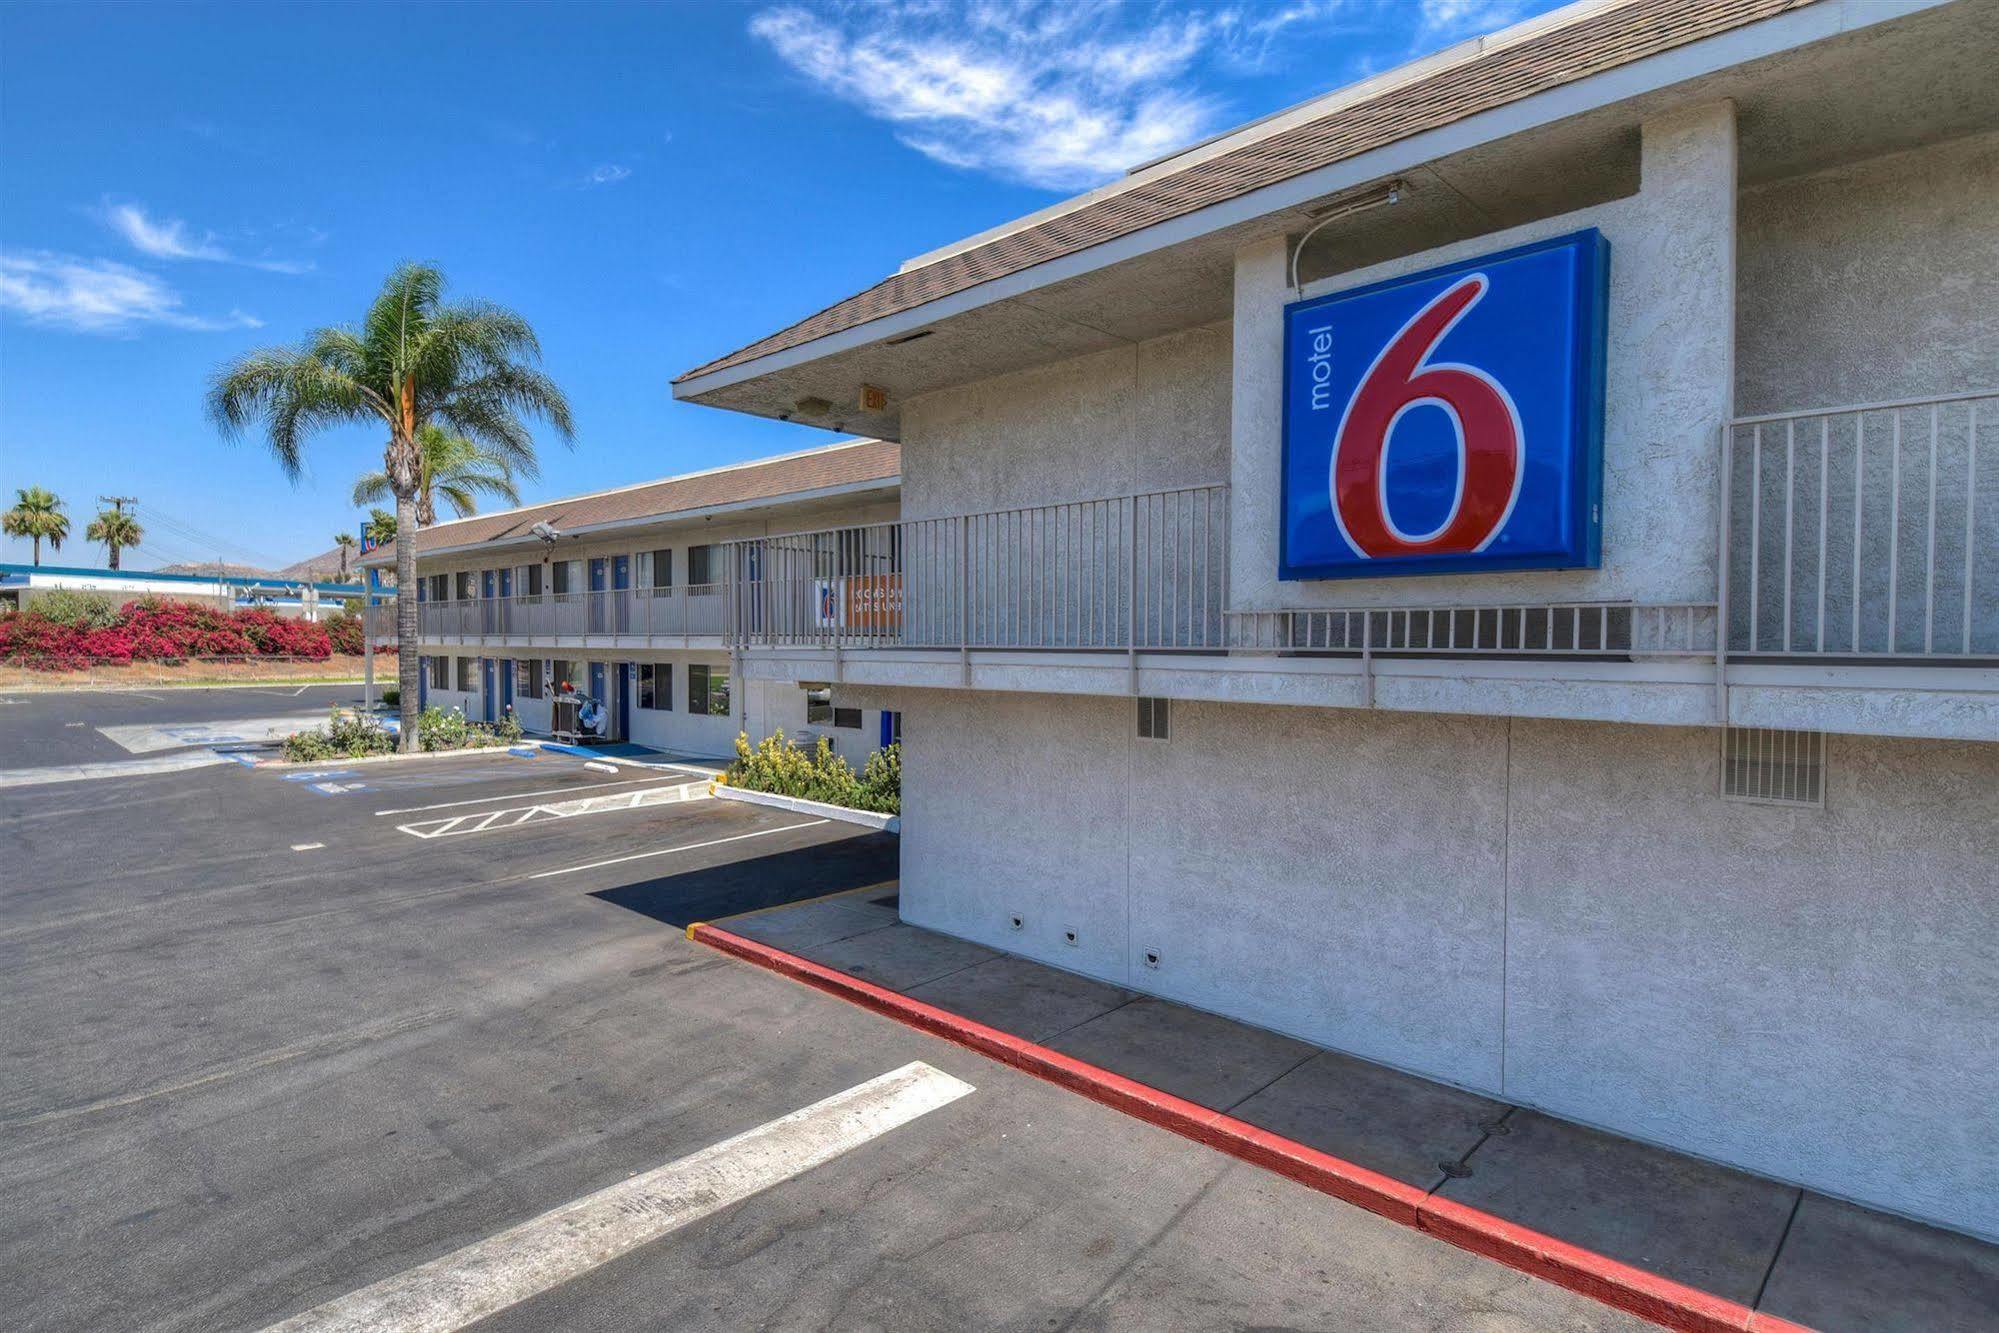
xmin=360 ymin=438 xmax=900 ymax=763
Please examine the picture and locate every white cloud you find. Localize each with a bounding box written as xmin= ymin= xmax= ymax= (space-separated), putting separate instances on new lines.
xmin=748 ymin=0 xmax=1286 ymax=190
xmin=101 ymin=202 xmax=313 ymax=274
xmin=1418 ymin=0 xmax=1529 ymax=36
xmin=0 ymin=251 xmax=261 ymax=334
xmin=586 ymin=163 xmax=633 ymax=185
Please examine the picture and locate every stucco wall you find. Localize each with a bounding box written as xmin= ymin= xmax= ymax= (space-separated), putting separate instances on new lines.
xmin=898 ymin=321 xmax=1232 ymax=522
xmin=900 ymin=689 xmax=1999 ymax=1239
xmin=1736 ymin=129 xmax=1999 ymax=417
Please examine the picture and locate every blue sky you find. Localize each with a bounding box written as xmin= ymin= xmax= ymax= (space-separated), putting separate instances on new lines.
xmin=0 ymin=0 xmax=1557 ymax=571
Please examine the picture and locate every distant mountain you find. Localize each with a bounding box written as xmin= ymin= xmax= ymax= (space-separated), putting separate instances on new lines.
xmin=153 ymin=546 xmax=360 ymax=584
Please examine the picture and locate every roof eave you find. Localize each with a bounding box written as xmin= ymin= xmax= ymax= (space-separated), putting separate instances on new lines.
xmin=357 ymin=475 xmax=902 ymax=568
xmin=671 ymin=0 xmax=1927 ymax=402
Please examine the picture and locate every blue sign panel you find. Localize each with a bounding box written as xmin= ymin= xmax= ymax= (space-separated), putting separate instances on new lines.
xmin=1281 ymin=229 xmax=1609 ymax=581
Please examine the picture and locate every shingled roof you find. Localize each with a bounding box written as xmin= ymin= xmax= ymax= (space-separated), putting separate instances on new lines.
xmin=360 ymin=438 xmax=899 ymax=565
xmin=675 ymin=0 xmax=1807 ymax=385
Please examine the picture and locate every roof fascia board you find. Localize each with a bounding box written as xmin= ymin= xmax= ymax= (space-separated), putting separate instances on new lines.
xmin=360 ymin=477 xmax=902 ymax=568
xmin=671 ymin=0 xmax=1938 ymax=400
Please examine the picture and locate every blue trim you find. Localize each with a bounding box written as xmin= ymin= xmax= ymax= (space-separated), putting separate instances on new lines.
xmin=0 ymin=562 xmax=363 ymax=596
xmin=1277 ymin=228 xmax=1609 ymax=583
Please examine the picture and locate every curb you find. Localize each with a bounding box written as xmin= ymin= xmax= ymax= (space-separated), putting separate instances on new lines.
xmin=709 ymin=784 xmax=900 ymax=832
xmin=685 ymin=922 xmax=1815 ymax=1333
xmin=251 ymin=742 xmax=542 ymax=770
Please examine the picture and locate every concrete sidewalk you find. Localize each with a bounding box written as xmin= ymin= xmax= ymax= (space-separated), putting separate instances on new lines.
xmin=717 ymin=894 xmax=1999 ymax=1333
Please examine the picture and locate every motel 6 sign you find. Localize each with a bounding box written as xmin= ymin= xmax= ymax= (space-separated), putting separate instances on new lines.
xmin=1281 ymin=229 xmax=1610 ymax=580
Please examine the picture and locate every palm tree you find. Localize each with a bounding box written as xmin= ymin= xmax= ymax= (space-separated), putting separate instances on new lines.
xmin=332 ymin=532 xmax=357 ymax=577
xmin=209 ymin=263 xmax=572 ymax=749
xmin=86 ymin=506 xmax=144 ymax=570
xmin=363 ymin=509 xmax=398 ymax=549
xmin=351 ymin=424 xmax=523 ymax=526
xmin=3 ymin=487 xmax=69 ymax=566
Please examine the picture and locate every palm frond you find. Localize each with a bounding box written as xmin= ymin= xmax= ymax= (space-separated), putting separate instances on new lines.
xmin=207 ymin=344 xmax=379 ymax=481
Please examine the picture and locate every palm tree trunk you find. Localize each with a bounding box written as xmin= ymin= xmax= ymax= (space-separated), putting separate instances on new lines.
xmin=109 ymin=544 xmax=121 ymax=571
xmin=395 ymin=491 xmax=421 ymax=752
xmin=32 ymin=537 xmax=41 ymax=567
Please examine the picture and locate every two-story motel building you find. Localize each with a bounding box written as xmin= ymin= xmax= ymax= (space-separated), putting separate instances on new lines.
xmin=670 ymin=0 xmax=1999 ymax=1241
xmin=359 ymin=439 xmax=902 ymax=765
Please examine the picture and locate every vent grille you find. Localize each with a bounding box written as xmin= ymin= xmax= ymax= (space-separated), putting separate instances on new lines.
xmin=1721 ymin=727 xmax=1825 ymax=807
xmin=1137 ymin=697 xmax=1170 ymax=741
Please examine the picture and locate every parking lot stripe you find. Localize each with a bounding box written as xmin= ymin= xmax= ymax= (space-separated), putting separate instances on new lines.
xmin=261 ymin=1061 xmax=974 ymax=1333
xmin=396 ymin=781 xmax=712 ymax=840
xmin=0 ymin=751 xmax=234 ymax=789
xmin=370 ymin=774 xmax=694 ymax=817
xmin=528 ymin=819 xmax=830 ymax=879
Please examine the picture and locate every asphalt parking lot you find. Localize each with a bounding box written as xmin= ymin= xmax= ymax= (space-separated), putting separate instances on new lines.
xmin=0 ymin=687 xmax=1644 ymax=1331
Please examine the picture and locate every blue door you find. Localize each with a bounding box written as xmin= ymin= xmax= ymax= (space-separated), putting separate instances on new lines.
xmin=612 ymin=555 xmax=631 ymax=633
xmin=588 ymin=558 xmax=608 ymax=633
xmin=880 ymin=710 xmax=899 ymax=749
xmin=498 ymin=567 xmax=513 ymax=635
xmin=500 ymin=659 xmax=515 ymax=716
xmin=615 ymin=662 xmax=632 ymax=741
xmin=588 ymin=661 xmax=607 ymax=735
xmin=418 ymin=655 xmax=429 ymax=711
xmin=481 ymin=570 xmax=497 ymax=634
xmin=481 ymin=658 xmax=496 ymax=722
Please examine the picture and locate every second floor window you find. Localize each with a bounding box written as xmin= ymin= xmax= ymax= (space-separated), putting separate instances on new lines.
xmin=687 ymin=544 xmax=718 ymax=588
xmin=520 ymin=564 xmax=543 ymax=597
xmin=648 ymin=548 xmax=673 ymax=591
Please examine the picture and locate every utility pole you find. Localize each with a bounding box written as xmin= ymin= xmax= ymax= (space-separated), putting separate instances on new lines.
xmin=96 ymin=496 xmax=138 ymax=570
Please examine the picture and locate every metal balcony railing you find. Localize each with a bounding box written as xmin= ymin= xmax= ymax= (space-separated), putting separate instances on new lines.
xmin=409 ymin=586 xmax=727 ymax=643
xmin=1722 ymin=390 xmax=1995 ymax=659
xmin=723 ymin=484 xmax=1229 ymax=651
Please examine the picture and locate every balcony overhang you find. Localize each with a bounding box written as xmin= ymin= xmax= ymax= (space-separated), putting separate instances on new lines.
xmin=672 ymin=0 xmax=1992 ymax=441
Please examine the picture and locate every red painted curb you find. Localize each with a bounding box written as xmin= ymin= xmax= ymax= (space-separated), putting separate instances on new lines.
xmin=688 ymin=922 xmax=1811 ymax=1333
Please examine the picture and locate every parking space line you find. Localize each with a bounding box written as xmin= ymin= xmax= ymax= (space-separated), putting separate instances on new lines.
xmin=529 ymin=819 xmax=831 ymax=879
xmin=396 ymin=781 xmax=713 ymax=840
xmin=371 ymin=774 xmax=692 ymax=817
xmin=262 ymin=1062 xmax=973 ymax=1333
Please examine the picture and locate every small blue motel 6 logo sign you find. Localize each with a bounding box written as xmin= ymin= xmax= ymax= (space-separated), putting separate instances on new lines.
xmin=1280 ymin=229 xmax=1610 ymax=581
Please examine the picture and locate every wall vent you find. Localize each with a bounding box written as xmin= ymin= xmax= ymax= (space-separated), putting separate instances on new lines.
xmin=1137 ymin=696 xmax=1170 ymax=741
xmin=1721 ymin=727 xmax=1825 ymax=808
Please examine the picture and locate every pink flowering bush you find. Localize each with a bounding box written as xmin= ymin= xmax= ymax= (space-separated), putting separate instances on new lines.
xmin=0 ymin=596 xmax=349 ymax=670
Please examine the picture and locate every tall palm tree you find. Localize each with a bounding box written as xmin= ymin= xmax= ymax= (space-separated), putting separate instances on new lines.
xmin=3 ymin=487 xmax=69 ymax=566
xmin=209 ymin=263 xmax=572 ymax=749
xmin=86 ymin=506 xmax=144 ymax=570
xmin=363 ymin=509 xmax=398 ymax=549
xmin=332 ymin=531 xmax=357 ymax=577
xmin=351 ymin=424 xmax=523 ymax=526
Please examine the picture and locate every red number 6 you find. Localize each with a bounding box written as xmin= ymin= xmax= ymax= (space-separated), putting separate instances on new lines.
xmin=1331 ymin=274 xmax=1522 ymax=558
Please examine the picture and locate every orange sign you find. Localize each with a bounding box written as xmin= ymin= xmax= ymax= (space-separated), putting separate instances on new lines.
xmin=844 ymin=573 xmax=903 ymax=631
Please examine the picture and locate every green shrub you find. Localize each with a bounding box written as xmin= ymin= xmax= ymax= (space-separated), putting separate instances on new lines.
xmin=416 ymin=705 xmax=471 ymax=752
xmin=281 ymin=706 xmax=394 ymax=761
xmin=380 ymin=684 xmax=400 ymax=706
xmin=32 ymin=589 xmax=120 ymax=630
xmin=724 ymin=730 xmax=899 ymax=815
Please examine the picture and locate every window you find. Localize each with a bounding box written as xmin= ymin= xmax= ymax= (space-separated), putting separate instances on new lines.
xmin=455 ymin=657 xmax=476 ymax=692
xmin=687 ymin=544 xmax=718 ymax=588
xmin=551 ymin=561 xmax=575 ymax=595
xmin=1137 ymin=696 xmax=1169 ymax=740
xmin=805 ymin=686 xmax=832 ymax=725
xmin=649 ymin=548 xmax=673 ymax=590
xmin=455 ymin=571 xmax=476 ymax=600
xmin=833 ymin=706 xmax=862 ymax=729
xmin=427 ymin=655 xmax=448 ymax=689
xmin=1721 ymin=727 xmax=1824 ymax=807
xmin=689 ymin=664 xmax=730 ymax=716
xmin=551 ymin=660 xmax=580 ymax=694
xmin=428 ymin=573 xmax=450 ymax=602
xmin=521 ymin=658 xmax=544 ymax=699
xmin=520 ymin=564 xmax=543 ymax=597
xmin=638 ymin=663 xmax=672 ymax=710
